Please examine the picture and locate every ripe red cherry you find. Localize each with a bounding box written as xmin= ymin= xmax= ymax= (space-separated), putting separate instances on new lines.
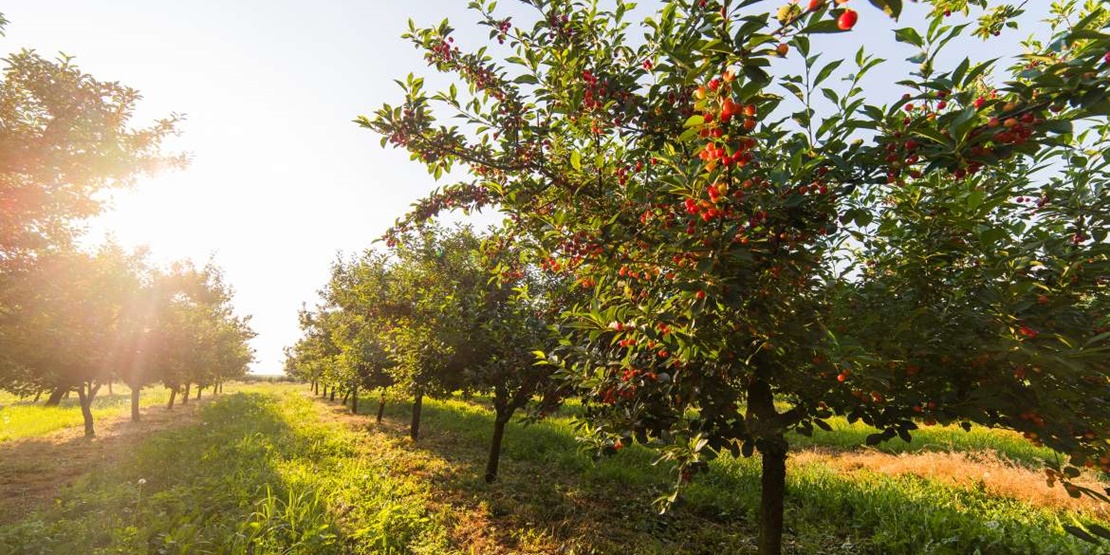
xmin=837 ymin=9 xmax=858 ymax=31
xmin=808 ymin=0 xmax=824 ymax=11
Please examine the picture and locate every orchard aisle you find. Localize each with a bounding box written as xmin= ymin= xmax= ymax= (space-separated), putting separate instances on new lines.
xmin=0 ymin=388 xmax=215 ymax=524
xmin=0 ymin=383 xmax=1104 ymax=554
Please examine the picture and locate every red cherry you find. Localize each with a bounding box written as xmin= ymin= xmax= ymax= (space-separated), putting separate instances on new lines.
xmin=837 ymin=9 xmax=858 ymax=31
xmin=808 ymin=0 xmax=824 ymax=11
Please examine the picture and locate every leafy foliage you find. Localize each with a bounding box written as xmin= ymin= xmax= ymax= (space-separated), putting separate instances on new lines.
xmin=366 ymin=0 xmax=1110 ymax=551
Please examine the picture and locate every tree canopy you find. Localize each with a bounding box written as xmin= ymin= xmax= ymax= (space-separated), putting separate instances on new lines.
xmin=365 ymin=1 xmax=1110 ymax=552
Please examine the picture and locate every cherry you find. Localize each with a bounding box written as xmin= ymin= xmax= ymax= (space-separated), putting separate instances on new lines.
xmin=837 ymin=9 xmax=858 ymax=31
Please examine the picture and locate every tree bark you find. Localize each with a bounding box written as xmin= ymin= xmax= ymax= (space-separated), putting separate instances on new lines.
xmin=218 ymin=381 xmax=224 ymax=394
xmin=167 ymin=387 xmax=177 ymax=409
xmin=312 ymin=381 xmax=318 ymax=395
xmin=130 ymin=385 xmax=141 ymax=422
xmin=330 ymin=387 xmax=336 ymax=402
xmin=351 ymin=385 xmax=359 ymax=414
xmin=377 ymin=390 xmax=387 ymax=423
xmin=44 ymin=387 xmax=67 ymax=406
xmin=342 ymin=388 xmax=350 ymax=405
xmin=108 ymin=381 xmax=113 ymax=396
xmin=196 ymin=386 xmax=202 ymax=401
xmin=321 ymin=384 xmax=327 ymax=397
xmin=485 ymin=412 xmax=510 ymax=483
xmin=747 ymin=378 xmax=792 ymax=555
xmin=410 ymin=390 xmax=423 ymax=441
xmin=76 ymin=384 xmax=99 ymax=438
xmin=182 ymin=383 xmax=191 ymax=406
xmin=33 ymin=390 xmax=42 ymax=403
xmin=758 ymin=436 xmax=788 ymax=555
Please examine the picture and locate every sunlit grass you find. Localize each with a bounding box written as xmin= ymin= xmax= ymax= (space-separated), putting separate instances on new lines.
xmin=369 ymin=393 xmax=1107 ymax=554
xmin=787 ymin=416 xmax=1060 ymax=469
xmin=0 ymin=384 xmax=449 ymax=554
xmin=2 ymin=385 xmax=1104 ymax=554
xmin=0 ymin=383 xmax=221 ymax=442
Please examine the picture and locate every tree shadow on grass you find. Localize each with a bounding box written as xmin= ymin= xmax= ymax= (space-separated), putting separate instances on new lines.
xmin=0 ymin=392 xmax=348 ymax=555
xmin=343 ymin=394 xmax=759 ymax=554
xmin=0 ymin=394 xmax=212 ymax=525
xmin=342 ymin=394 xmax=1105 ymax=555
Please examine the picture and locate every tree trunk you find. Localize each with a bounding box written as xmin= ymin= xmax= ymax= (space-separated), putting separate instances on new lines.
xmin=330 ymin=387 xmax=336 ymax=402
xmin=485 ymin=412 xmax=510 ymax=483
xmin=218 ymin=381 xmax=224 ymax=394
xmin=312 ymin=381 xmax=318 ymax=395
xmin=44 ymin=387 xmax=67 ymax=406
xmin=167 ymin=387 xmax=177 ymax=409
xmin=33 ymin=390 xmax=42 ymax=403
xmin=108 ymin=381 xmax=113 ymax=396
xmin=376 ymin=390 xmax=387 ymax=423
xmin=76 ymin=384 xmax=100 ymax=438
xmin=321 ymin=384 xmax=327 ymax=397
xmin=182 ymin=383 xmax=191 ymax=405
xmin=130 ymin=385 xmax=141 ymax=422
xmin=410 ymin=390 xmax=423 ymax=441
xmin=747 ymin=378 xmax=790 ymax=555
xmin=758 ymin=436 xmax=788 ymax=555
xmin=342 ymin=388 xmax=350 ymax=406
xmin=351 ymin=385 xmax=359 ymax=414
xmin=196 ymin=386 xmax=203 ymax=401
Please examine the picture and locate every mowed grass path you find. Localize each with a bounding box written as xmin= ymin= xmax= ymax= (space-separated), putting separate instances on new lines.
xmin=0 ymin=383 xmax=1106 ymax=554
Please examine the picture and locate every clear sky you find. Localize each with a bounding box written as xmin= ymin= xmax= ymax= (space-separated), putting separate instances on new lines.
xmin=1 ymin=1 xmax=1045 ymax=374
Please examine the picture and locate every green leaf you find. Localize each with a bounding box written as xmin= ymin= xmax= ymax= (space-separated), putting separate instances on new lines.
xmin=570 ymin=151 xmax=582 ymax=171
xmin=865 ymin=433 xmax=884 ymax=446
xmin=897 ymin=428 xmax=912 ymax=443
xmin=814 ymin=59 xmax=844 ymax=88
xmin=803 ymin=19 xmax=848 ymax=34
xmin=683 ymin=115 xmax=705 ymax=128
xmin=979 ymin=227 xmax=1006 ymax=246
xmin=893 ymin=27 xmax=923 ymax=48
xmin=868 ymin=0 xmax=902 ymax=19
xmin=951 ymin=58 xmax=970 ymax=86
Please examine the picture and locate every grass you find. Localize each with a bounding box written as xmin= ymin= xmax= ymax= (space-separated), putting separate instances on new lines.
xmin=373 ymin=394 xmax=1107 ymax=554
xmin=0 ymin=384 xmax=450 ymax=554
xmin=785 ymin=417 xmax=1060 ymax=470
xmin=1 ymin=384 xmax=1106 ymax=554
xmin=0 ymin=384 xmax=196 ymax=442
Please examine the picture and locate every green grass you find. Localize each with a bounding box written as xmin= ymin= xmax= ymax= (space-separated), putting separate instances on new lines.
xmin=520 ymin=397 xmax=1057 ymax=469
xmin=375 ymin=393 xmax=1106 ymax=554
xmin=786 ymin=416 xmax=1060 ymax=469
xmin=0 ymin=384 xmax=450 ymax=554
xmin=2 ymin=385 xmax=1106 ymax=554
xmin=0 ymin=384 xmax=220 ymax=442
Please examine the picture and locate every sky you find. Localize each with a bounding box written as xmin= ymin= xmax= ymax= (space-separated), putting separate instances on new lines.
xmin=0 ymin=1 xmax=1047 ymax=374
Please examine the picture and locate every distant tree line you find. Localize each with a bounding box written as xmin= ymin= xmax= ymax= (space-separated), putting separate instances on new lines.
xmin=285 ymin=224 xmax=571 ymax=482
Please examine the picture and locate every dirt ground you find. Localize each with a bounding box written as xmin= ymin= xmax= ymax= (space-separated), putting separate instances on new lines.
xmin=0 ymin=400 xmax=208 ymax=524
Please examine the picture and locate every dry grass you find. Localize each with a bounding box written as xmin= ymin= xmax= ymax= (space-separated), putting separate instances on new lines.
xmin=792 ymin=448 xmax=1110 ymax=519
